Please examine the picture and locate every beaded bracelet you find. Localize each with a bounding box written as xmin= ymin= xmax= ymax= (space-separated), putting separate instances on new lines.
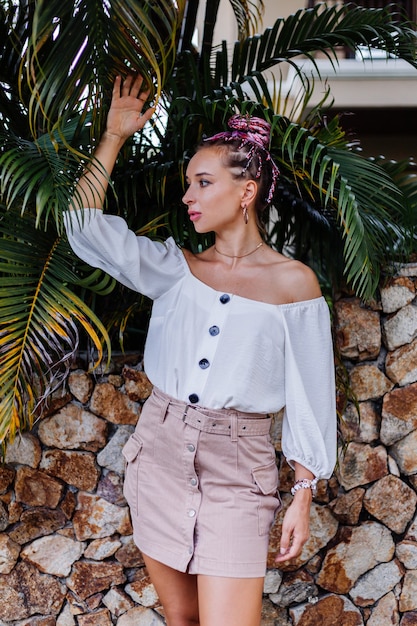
xmin=290 ymin=477 xmax=318 ymax=498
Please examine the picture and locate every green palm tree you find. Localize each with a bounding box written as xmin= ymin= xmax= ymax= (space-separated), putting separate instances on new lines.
xmin=1 ymin=0 xmax=416 ymax=450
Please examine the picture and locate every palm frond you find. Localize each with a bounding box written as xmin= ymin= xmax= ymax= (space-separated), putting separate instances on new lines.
xmin=0 ymin=118 xmax=91 ymax=226
xmin=228 ymin=0 xmax=264 ymax=37
xmin=280 ymin=122 xmax=408 ymax=298
xmin=23 ymin=0 xmax=185 ymax=139
xmin=228 ymin=3 xmax=417 ymax=84
xmin=0 ymin=207 xmax=111 ymax=447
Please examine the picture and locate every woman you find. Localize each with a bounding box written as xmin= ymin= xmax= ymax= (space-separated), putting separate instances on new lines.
xmin=64 ymin=74 xmax=336 ymax=626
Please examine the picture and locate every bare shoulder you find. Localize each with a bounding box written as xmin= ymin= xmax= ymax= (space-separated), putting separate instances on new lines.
xmin=182 ymin=245 xmax=321 ymax=305
xmin=268 ymin=250 xmax=322 ymax=303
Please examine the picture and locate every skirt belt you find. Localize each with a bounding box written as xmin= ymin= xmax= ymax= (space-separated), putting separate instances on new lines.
xmin=152 ymin=387 xmax=272 ymax=438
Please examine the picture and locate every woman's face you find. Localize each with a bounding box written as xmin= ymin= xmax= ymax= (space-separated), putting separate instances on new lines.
xmin=182 ymin=147 xmax=246 ymax=234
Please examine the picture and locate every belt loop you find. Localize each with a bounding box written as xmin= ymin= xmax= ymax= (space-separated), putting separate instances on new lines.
xmin=159 ymin=397 xmax=170 ymax=423
xmin=182 ymin=405 xmax=189 ymax=422
xmin=230 ymin=413 xmax=238 ymax=442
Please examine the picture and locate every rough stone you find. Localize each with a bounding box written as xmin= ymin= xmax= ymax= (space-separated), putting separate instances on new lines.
xmin=73 ymin=492 xmax=132 ymax=541
xmin=289 ymin=594 xmax=364 ymax=625
xmin=277 ymin=457 xmax=294 ymax=494
xmin=90 ymin=383 xmax=140 ymax=425
xmin=349 ymin=364 xmax=393 ymax=401
xmin=84 ymin=537 xmax=122 ymax=560
xmin=8 ymin=507 xmax=66 ymax=544
xmin=396 ymin=541 xmax=417 ymax=570
xmin=77 ymin=608 xmax=112 ymax=626
xmin=0 ymin=535 xmax=20 ymax=574
xmin=367 ymin=591 xmax=399 ymax=626
xmin=42 ymin=386 xmax=72 ymax=417
xmin=401 ymin=612 xmax=417 ymax=626
xmin=405 ymin=512 xmax=417 ymax=542
xmin=125 ymin=570 xmax=159 ymax=608
xmin=115 ymin=536 xmax=145 ymax=568
xmin=340 ymin=401 xmax=380 ymax=444
xmin=5 ymin=433 xmax=42 ymax=468
xmin=21 ymin=534 xmax=84 ymax=577
xmin=122 ymin=367 xmax=153 ymax=401
xmin=386 ymin=339 xmax=417 ymax=386
xmin=0 ymin=465 xmax=15 ymax=494
xmin=390 ymin=430 xmax=417 ymax=475
xmin=381 ymin=383 xmax=417 ymax=445
xmin=335 ymin=298 xmax=381 ymax=361
xmin=270 ymin=409 xmax=284 ymax=453
xmin=97 ymin=426 xmax=134 ymax=474
xmin=305 ymin=554 xmax=324 ymax=576
xmin=388 ymin=454 xmax=401 ymax=476
xmin=269 ymin=570 xmax=317 ymax=607
xmin=363 ymin=475 xmax=417 ymax=533
xmin=116 ymin=606 xmax=165 ymax=626
xmin=68 ymin=370 xmax=94 ymax=404
xmin=17 ymin=617 xmax=58 ymax=626
xmin=328 ymin=488 xmax=365 ymax=525
xmin=316 ymin=522 xmax=395 ymax=594
xmin=380 ymin=276 xmax=415 ymax=314
xmin=96 ymin=471 xmax=126 ymax=506
xmin=0 ymin=561 xmax=65 ymax=621
xmin=67 ymin=561 xmax=125 ymax=600
xmin=262 ymin=599 xmax=291 ymax=625
xmin=382 ymin=304 xmax=417 ymax=351
xmin=38 ymin=404 xmax=108 ymax=452
xmin=337 ymin=442 xmax=388 ymax=490
xmin=60 ymin=490 xmax=77 ymax=520
xmin=349 ymin=559 xmax=403 ymax=607
xmin=14 ymin=467 xmax=63 ymax=508
xmin=108 ymin=374 xmax=123 ymax=387
xmin=268 ymin=495 xmax=339 ymax=571
xmin=0 ymin=500 xmax=8 ymax=532
xmin=263 ymin=569 xmax=283 ymax=595
xmin=400 ymin=570 xmax=417 ymax=612
xmin=102 ymin=587 xmax=135 ymax=616
xmin=40 ymin=449 xmax=100 ymax=491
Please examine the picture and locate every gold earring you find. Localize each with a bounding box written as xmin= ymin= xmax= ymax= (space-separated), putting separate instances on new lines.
xmin=242 ymin=204 xmax=248 ymax=224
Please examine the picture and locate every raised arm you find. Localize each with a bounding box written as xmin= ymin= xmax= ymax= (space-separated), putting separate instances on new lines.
xmin=71 ymin=74 xmax=155 ymax=210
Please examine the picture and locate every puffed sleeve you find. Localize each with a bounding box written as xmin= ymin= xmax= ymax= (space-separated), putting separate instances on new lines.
xmin=63 ymin=208 xmax=186 ymax=299
xmin=280 ymin=298 xmax=337 ymax=479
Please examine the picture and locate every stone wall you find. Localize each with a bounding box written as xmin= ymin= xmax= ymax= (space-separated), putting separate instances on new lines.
xmin=2 ymin=268 xmax=417 ymax=625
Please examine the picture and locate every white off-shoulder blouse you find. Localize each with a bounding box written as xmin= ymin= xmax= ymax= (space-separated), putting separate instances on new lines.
xmin=64 ymin=209 xmax=337 ymax=478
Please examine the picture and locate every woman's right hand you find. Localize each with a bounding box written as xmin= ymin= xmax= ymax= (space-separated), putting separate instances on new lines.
xmin=105 ymin=74 xmax=155 ymax=144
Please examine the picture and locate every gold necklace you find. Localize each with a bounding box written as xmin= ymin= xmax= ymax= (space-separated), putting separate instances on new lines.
xmin=214 ymin=241 xmax=263 ymax=259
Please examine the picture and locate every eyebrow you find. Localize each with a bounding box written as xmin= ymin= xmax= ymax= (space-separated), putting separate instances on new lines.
xmin=185 ymin=171 xmax=214 ymax=181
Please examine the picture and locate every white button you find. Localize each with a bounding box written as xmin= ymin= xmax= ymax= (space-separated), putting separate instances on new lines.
xmin=187 ymin=509 xmax=196 ymax=517
xmin=187 ymin=444 xmax=195 ymax=452
xmin=188 ymin=546 xmax=193 ymax=554
xmin=190 ymin=478 xmax=197 ymax=486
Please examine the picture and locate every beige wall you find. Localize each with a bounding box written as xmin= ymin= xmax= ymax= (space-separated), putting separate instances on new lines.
xmin=262 ymin=0 xmax=307 ymax=25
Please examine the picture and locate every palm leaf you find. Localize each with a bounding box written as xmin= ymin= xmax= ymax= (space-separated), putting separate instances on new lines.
xmin=273 ymin=117 xmax=408 ymax=298
xmin=202 ymin=3 xmax=417 ymax=98
xmin=0 ymin=207 xmax=111 ymax=449
xmin=23 ymin=0 xmax=186 ymax=139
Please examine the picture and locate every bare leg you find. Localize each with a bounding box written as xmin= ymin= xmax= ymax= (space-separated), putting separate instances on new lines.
xmin=143 ymin=553 xmax=199 ymax=626
xmin=197 ymin=575 xmax=264 ymax=626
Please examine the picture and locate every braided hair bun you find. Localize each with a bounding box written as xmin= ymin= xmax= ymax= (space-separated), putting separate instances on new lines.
xmin=227 ymin=114 xmax=272 ymax=151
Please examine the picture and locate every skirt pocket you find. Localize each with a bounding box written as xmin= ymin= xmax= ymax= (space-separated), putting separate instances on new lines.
xmin=122 ymin=434 xmax=143 ymax=518
xmin=252 ymin=460 xmax=281 ymax=536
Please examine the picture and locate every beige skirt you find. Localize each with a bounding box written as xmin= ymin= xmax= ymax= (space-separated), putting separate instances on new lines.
xmin=122 ymin=387 xmax=281 ymax=578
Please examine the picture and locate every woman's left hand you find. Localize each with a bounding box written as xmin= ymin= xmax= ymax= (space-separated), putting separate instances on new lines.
xmin=275 ymin=489 xmax=312 ymax=563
